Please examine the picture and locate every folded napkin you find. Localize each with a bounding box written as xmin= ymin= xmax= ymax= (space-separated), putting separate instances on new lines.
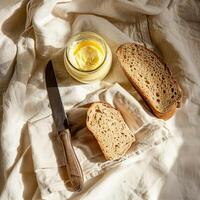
xmin=28 ymin=83 xmax=173 ymax=199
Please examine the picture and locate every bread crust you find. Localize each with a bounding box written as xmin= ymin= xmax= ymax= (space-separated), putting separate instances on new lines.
xmin=116 ymin=43 xmax=182 ymax=120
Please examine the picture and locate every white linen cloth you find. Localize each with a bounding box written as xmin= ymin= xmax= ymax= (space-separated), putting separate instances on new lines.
xmin=0 ymin=0 xmax=200 ymax=200
xmin=27 ymin=83 xmax=174 ymax=199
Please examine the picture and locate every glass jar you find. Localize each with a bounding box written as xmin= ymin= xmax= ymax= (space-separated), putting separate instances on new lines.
xmin=64 ymin=32 xmax=112 ymax=83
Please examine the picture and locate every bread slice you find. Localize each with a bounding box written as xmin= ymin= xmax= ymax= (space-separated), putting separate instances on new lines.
xmin=86 ymin=102 xmax=135 ymax=160
xmin=116 ymin=43 xmax=182 ymax=120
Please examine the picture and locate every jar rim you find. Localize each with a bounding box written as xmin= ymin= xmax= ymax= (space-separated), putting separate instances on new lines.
xmin=64 ymin=32 xmax=108 ymax=73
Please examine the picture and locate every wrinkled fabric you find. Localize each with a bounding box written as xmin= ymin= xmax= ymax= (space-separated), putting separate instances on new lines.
xmin=0 ymin=0 xmax=200 ymax=199
xmin=27 ymin=83 xmax=174 ymax=199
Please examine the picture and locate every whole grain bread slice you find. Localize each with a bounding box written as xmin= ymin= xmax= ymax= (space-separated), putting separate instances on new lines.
xmin=116 ymin=43 xmax=182 ymax=120
xmin=86 ymin=102 xmax=135 ymax=160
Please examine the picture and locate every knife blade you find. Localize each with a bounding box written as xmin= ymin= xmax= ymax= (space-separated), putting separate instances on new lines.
xmin=45 ymin=61 xmax=83 ymax=192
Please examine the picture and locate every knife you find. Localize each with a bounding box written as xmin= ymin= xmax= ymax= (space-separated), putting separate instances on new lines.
xmin=45 ymin=61 xmax=84 ymax=192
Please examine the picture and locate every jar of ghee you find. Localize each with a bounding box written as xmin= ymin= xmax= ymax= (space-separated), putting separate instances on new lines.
xmin=64 ymin=32 xmax=112 ymax=83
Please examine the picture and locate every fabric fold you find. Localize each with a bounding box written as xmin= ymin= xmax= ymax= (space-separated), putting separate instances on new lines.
xmin=28 ymin=83 xmax=173 ymax=199
xmin=1 ymin=0 xmax=200 ymax=199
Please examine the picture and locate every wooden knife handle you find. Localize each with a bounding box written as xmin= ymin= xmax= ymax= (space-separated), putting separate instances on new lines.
xmin=59 ymin=129 xmax=84 ymax=192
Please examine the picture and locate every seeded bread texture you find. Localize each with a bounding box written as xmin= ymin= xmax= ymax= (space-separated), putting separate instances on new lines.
xmin=86 ymin=102 xmax=135 ymax=160
xmin=116 ymin=43 xmax=182 ymax=120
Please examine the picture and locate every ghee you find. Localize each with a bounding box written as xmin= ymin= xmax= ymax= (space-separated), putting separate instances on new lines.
xmin=68 ymin=40 xmax=105 ymax=71
xmin=64 ymin=32 xmax=112 ymax=83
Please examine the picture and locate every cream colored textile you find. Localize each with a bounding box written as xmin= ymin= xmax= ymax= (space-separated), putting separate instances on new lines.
xmin=27 ymin=83 xmax=173 ymax=199
xmin=0 ymin=0 xmax=200 ymax=199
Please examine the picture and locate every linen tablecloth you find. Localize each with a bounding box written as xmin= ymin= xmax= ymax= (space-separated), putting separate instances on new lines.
xmin=0 ymin=0 xmax=200 ymax=199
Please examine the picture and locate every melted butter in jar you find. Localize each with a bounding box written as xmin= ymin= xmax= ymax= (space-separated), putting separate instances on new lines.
xmin=64 ymin=32 xmax=112 ymax=83
xmin=69 ymin=40 xmax=105 ymax=71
